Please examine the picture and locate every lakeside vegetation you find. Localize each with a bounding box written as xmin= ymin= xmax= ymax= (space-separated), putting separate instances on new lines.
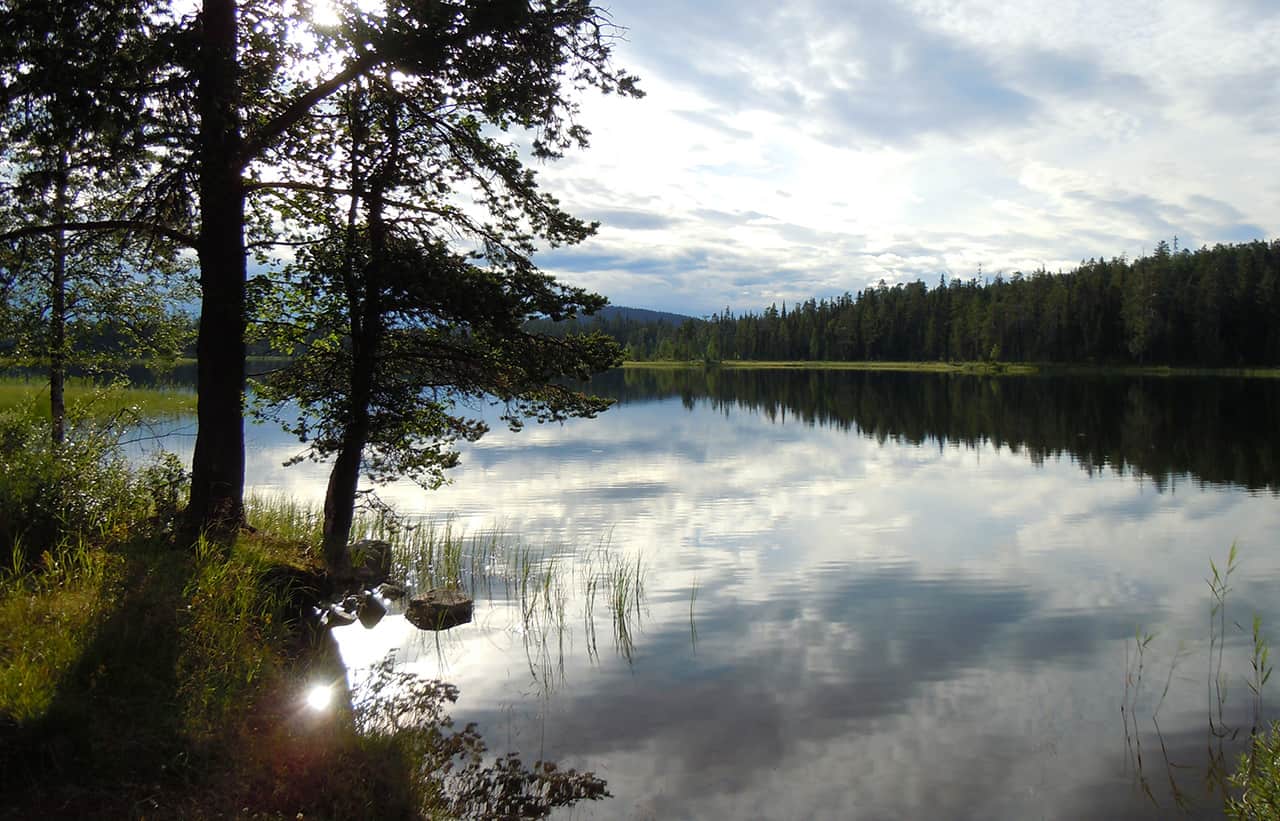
xmin=0 ymin=413 xmax=614 ymax=818
xmin=0 ymin=0 xmax=1276 ymax=813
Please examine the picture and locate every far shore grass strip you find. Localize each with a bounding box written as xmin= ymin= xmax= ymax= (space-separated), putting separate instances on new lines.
xmin=623 ymin=360 xmax=1037 ymax=375
xmin=621 ymin=360 xmax=1280 ymax=378
xmin=0 ymin=376 xmax=196 ymax=419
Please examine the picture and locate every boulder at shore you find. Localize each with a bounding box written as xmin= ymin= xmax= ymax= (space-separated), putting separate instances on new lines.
xmin=405 ymin=588 xmax=473 ymax=631
xmin=332 ymin=539 xmax=394 ymax=588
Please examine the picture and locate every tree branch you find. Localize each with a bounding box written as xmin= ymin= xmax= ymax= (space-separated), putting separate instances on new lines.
xmin=244 ymin=180 xmax=349 ymax=196
xmin=246 ymin=237 xmax=326 ymax=249
xmin=241 ymin=51 xmax=383 ymax=165
xmin=0 ymin=220 xmax=196 ymax=247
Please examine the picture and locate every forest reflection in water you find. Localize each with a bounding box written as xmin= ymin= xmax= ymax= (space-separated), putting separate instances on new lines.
xmin=602 ymin=366 xmax=1280 ymax=493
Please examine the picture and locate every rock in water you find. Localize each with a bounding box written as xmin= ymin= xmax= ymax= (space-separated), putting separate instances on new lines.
xmin=405 ymin=589 xmax=474 ymax=631
xmin=357 ymin=592 xmax=387 ymax=629
xmin=326 ymin=602 xmax=358 ymax=626
xmin=374 ymin=582 xmax=407 ymax=601
xmin=334 ymin=539 xmax=393 ymax=587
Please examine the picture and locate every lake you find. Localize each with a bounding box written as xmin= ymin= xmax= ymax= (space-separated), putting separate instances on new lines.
xmin=138 ymin=367 xmax=1280 ymax=819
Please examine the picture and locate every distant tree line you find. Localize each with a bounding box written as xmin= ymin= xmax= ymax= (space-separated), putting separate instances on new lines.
xmin=533 ymin=240 xmax=1280 ymax=366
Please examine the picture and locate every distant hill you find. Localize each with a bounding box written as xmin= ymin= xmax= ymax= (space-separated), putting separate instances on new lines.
xmin=523 ymin=304 xmax=699 ymax=341
xmin=595 ymin=305 xmax=697 ymax=326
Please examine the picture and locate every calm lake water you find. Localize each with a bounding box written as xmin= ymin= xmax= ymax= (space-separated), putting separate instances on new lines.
xmin=140 ymin=367 xmax=1280 ymax=819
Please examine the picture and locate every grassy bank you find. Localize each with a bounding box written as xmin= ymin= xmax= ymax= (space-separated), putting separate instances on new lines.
xmin=0 ymin=419 xmax=611 ymax=819
xmin=622 ymin=360 xmax=1280 ymax=378
xmin=0 ymin=501 xmax=386 ymax=819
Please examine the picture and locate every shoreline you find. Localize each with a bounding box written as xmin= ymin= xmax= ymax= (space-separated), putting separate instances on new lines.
xmin=620 ymin=360 xmax=1280 ymax=378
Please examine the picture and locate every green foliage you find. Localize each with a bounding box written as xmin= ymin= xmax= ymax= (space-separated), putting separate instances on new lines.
xmin=0 ymin=406 xmax=149 ymax=557
xmin=2 ymin=0 xmax=644 ymax=528
xmin=0 ymin=409 xmax=170 ymax=724
xmin=139 ymin=450 xmax=191 ymax=524
xmin=0 ymin=401 xmax=616 ymax=815
xmin=1229 ymin=723 xmax=1280 ymax=820
xmin=0 ymin=0 xmax=194 ymax=447
xmin=242 ymin=6 xmax=639 ymax=550
xmin=251 ymin=230 xmax=622 ymax=491
xmin=0 ymin=263 xmax=194 ymax=366
xmin=355 ymin=658 xmax=610 ymax=819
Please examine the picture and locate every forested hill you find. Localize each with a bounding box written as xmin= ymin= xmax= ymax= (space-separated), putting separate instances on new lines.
xmin=596 ymin=305 xmax=696 ymax=326
xmin=523 ymin=304 xmax=696 ymax=345
xmin=526 ymin=304 xmax=694 ymax=330
xmin=548 ymin=240 xmax=1280 ymax=366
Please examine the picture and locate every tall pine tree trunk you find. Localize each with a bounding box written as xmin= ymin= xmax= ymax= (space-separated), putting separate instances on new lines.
xmin=49 ymin=152 xmax=68 ymax=447
xmin=187 ymin=0 xmax=247 ymax=534
xmin=321 ymin=102 xmax=390 ymax=568
xmin=320 ymin=199 xmax=385 ymax=568
xmin=321 ymin=373 xmax=372 ymax=568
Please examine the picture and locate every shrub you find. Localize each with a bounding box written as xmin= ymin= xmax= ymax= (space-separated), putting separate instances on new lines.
xmin=0 ymin=407 xmax=186 ymax=565
xmin=1229 ymin=723 xmax=1280 ymax=820
xmin=352 ymin=658 xmax=611 ymax=819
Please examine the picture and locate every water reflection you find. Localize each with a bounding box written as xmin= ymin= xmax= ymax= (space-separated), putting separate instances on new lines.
xmin=602 ymin=368 xmax=1280 ymax=493
xmin=131 ymin=368 xmax=1280 ymax=818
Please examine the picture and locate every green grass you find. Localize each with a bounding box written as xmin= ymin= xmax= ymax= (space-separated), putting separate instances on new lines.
xmin=176 ymin=535 xmax=302 ymax=739
xmin=0 ymin=539 xmax=124 ymax=722
xmin=623 ymin=359 xmax=1038 ymax=374
xmin=0 ymin=375 xmax=197 ymax=420
xmin=623 ymin=359 xmax=1280 ymax=378
xmin=1 ymin=491 xmax=615 ymax=817
xmin=0 ymin=517 xmax=319 ymax=813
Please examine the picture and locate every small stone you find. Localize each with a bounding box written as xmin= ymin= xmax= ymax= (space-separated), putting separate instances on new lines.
xmin=375 ymin=582 xmax=407 ymax=600
xmin=357 ymin=592 xmax=387 ymax=629
xmin=326 ymin=603 xmax=357 ymax=626
xmin=405 ymin=588 xmax=473 ymax=631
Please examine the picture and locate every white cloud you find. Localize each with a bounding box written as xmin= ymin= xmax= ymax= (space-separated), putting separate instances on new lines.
xmin=530 ymin=0 xmax=1280 ymax=314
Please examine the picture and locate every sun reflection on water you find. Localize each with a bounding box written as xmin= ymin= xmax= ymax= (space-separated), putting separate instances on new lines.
xmin=305 ymin=683 xmax=333 ymax=712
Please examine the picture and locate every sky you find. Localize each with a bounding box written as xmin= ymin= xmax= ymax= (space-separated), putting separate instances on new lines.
xmin=526 ymin=0 xmax=1280 ymax=317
